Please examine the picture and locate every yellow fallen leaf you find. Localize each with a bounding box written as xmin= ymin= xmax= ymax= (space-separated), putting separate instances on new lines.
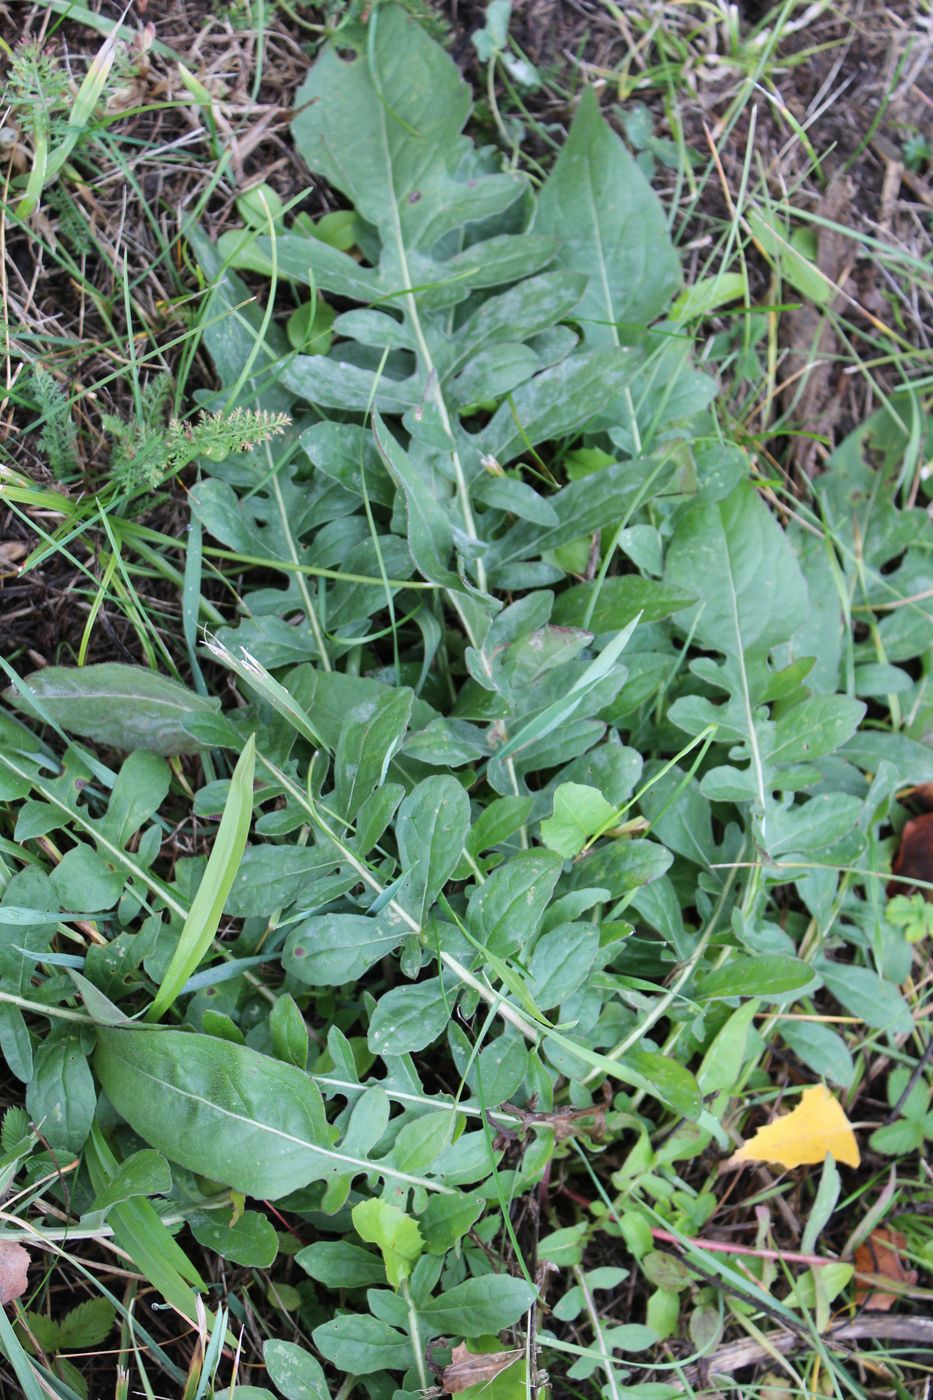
xmin=730 ymin=1084 xmax=860 ymax=1170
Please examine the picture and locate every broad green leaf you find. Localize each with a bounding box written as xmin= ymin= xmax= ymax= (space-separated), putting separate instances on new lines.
xmin=800 ymin=1156 xmax=841 ymax=1255
xmin=312 ymin=1315 xmax=412 ymax=1375
xmin=769 ymin=695 xmax=866 ymax=764
xmin=270 ymin=993 xmax=309 ymax=1069
xmin=190 ymin=1209 xmax=279 ymax=1267
xmin=815 ymin=960 xmax=913 ymax=1035
xmin=368 ymin=978 xmax=452 ymax=1055
xmin=485 ymin=458 xmax=673 ymax=575
xmin=296 ymin=1240 xmax=386 ymax=1288
xmin=451 ymin=343 xmax=542 ymax=409
xmin=528 ymin=923 xmax=600 ymax=1009
xmin=767 ymin=792 xmax=865 ymax=858
xmin=49 ymin=846 xmax=123 ymax=912
xmin=103 ymin=749 xmax=172 ymax=843
xmin=537 ymin=86 xmax=680 ymax=343
xmin=670 ymin=271 xmax=747 ymax=323
xmin=94 ymin=1027 xmax=453 ymax=1199
xmin=351 ymin=1199 xmax=423 ymax=1289
xmin=225 ymin=844 xmax=337 ymax=918
xmin=263 ymin=1340 xmax=330 ymax=1400
xmin=552 ymin=576 xmax=695 ymax=632
xmin=467 ymin=850 xmax=563 ymax=957
xmin=620 ymin=1047 xmax=701 ymax=1121
xmin=540 ymin=783 xmax=616 ymax=858
xmin=638 ymin=765 xmax=717 ymax=870
xmin=494 ymin=619 xmax=638 ymax=761
xmin=748 ymin=207 xmax=834 ymax=305
xmin=333 ymin=689 xmax=413 ymax=821
xmin=8 ymin=664 xmax=219 ymax=755
xmin=452 ymin=270 xmax=585 ymax=366
xmin=55 ymin=1298 xmax=115 ymax=1349
xmin=372 ymin=415 xmax=464 ymax=591
xmin=148 ymin=735 xmax=256 ymax=1020
xmin=473 ymin=1035 xmax=528 ymax=1106
xmin=26 ymin=1032 xmax=96 ymax=1154
xmin=694 ymin=956 xmax=815 ymax=1002
xmin=697 ymin=1001 xmax=759 ymax=1093
xmin=419 ymin=1275 xmax=537 ymax=1338
xmin=481 ymin=349 xmax=641 ymax=462
xmin=0 ymin=1005 xmax=32 ymax=1083
xmin=90 ymin=1150 xmax=172 ymax=1214
xmin=566 ymin=839 xmax=672 ymax=897
xmin=396 ymin=774 xmax=471 ymax=922
xmin=870 ymin=1117 xmax=928 ymax=1156
xmin=291 ymin=7 xmax=523 ymax=263
xmin=665 ymin=483 xmax=808 ymax=654
xmin=283 ymin=913 xmax=404 ymax=986
xmin=780 ymin=1020 xmax=854 ymax=1089
xmin=390 ymin=1109 xmax=455 ymax=1174
xmin=464 ymin=796 xmax=533 ymax=863
xmin=419 ymin=1191 xmax=484 ymax=1254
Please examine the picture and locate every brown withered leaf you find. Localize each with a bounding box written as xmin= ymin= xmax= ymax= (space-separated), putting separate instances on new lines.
xmin=912 ymin=784 xmax=933 ymax=812
xmin=855 ymin=1227 xmax=917 ymax=1311
xmin=0 ymin=1242 xmax=30 ymax=1305
xmin=0 ymin=542 xmax=27 ymax=571
xmin=889 ymin=812 xmax=933 ymax=899
xmin=441 ymin=1343 xmax=523 ymax=1394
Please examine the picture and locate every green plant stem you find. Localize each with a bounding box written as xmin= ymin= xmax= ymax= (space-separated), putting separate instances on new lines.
xmin=400 ymin=1277 xmax=428 ymax=1390
xmin=572 ymin=1264 xmax=622 ymax=1400
xmin=588 ymin=858 xmax=740 ymax=1087
xmin=374 ymin=95 xmax=485 ymax=593
xmin=0 ymin=989 xmax=92 ymax=1023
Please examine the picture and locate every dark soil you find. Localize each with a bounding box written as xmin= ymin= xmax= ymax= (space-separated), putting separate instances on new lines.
xmin=3 ymin=0 xmax=929 ymax=669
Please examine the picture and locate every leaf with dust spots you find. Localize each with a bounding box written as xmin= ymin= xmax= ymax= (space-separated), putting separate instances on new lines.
xmin=0 ymin=1242 xmax=29 ymax=1304
xmin=729 ymin=1084 xmax=860 ymax=1170
xmin=855 ymin=1227 xmax=918 ymax=1311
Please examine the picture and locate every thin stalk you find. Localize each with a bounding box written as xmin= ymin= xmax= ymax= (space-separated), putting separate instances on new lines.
xmin=374 ymin=93 xmax=485 ymax=592
xmin=591 ymin=859 xmax=740 ymax=1088
xmin=572 ymin=1264 xmax=622 ymax=1400
xmin=400 ymin=1278 xmax=428 ymax=1391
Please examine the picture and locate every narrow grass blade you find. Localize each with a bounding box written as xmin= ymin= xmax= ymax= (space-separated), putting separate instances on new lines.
xmin=84 ymin=1127 xmax=210 ymax=1331
xmin=0 ymin=1309 xmax=46 ymax=1399
xmin=46 ymin=20 xmax=122 ymax=179
xmin=147 ymin=735 xmax=256 ymax=1021
xmin=14 ymin=133 xmax=48 ymax=220
xmin=495 ymin=614 xmax=640 ymax=760
xmin=203 ymin=638 xmax=326 ymax=749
